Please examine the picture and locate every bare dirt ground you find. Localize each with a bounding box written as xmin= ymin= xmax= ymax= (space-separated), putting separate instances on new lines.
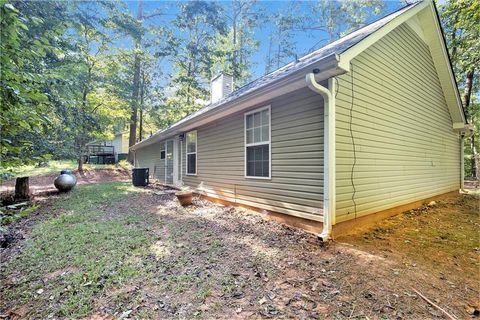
xmin=339 ymin=194 xmax=480 ymax=318
xmin=1 ymin=183 xmax=479 ymax=319
xmin=0 ymin=168 xmax=131 ymax=194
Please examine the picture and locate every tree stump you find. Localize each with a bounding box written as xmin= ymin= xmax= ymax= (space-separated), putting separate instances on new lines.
xmin=14 ymin=177 xmax=30 ymax=200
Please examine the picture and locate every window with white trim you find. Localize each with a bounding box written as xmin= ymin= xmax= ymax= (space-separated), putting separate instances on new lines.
xmin=245 ymin=106 xmax=270 ymax=178
xmin=160 ymin=143 xmax=166 ymax=160
xmin=186 ymin=130 xmax=197 ymax=175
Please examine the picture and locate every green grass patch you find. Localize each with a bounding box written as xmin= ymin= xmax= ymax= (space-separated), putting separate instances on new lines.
xmin=0 ymin=160 xmax=129 ymax=181
xmin=1 ymin=182 xmax=159 ymax=318
xmin=0 ymin=204 xmax=39 ymax=225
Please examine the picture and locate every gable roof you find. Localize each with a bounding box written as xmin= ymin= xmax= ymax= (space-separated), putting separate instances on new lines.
xmin=132 ymin=1 xmax=465 ymax=151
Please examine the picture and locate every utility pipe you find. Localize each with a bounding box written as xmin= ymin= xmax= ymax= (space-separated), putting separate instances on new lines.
xmin=306 ymin=73 xmax=336 ymax=241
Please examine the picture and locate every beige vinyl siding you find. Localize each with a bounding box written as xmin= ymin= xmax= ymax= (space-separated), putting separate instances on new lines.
xmin=134 ymin=141 xmax=165 ymax=182
xmin=182 ymin=87 xmax=325 ymax=220
xmin=335 ymin=23 xmax=460 ymax=222
xmin=111 ymin=135 xmax=122 ymax=157
xmin=112 ymin=134 xmax=128 ymax=160
xmin=121 ymin=134 xmax=129 ymax=153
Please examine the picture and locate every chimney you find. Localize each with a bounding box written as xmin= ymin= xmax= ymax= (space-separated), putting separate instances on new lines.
xmin=210 ymin=72 xmax=233 ymax=103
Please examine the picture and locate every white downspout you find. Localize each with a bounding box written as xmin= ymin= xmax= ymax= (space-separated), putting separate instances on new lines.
xmin=180 ymin=138 xmax=183 ymax=185
xmin=306 ymin=73 xmax=336 ymax=241
xmin=460 ymin=134 xmax=465 ymax=191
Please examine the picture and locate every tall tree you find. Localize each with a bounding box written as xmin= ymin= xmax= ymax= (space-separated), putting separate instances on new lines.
xmin=127 ymin=0 xmax=143 ymax=162
xmin=302 ymin=0 xmax=386 ymax=51
xmin=441 ymin=0 xmax=480 ymax=178
xmin=264 ymin=2 xmax=303 ymax=73
xmin=160 ymin=1 xmax=227 ymax=127
xmin=218 ymin=0 xmax=261 ymax=87
xmin=111 ymin=0 xmax=168 ymax=162
xmin=0 ymin=0 xmax=69 ymax=167
xmin=264 ymin=0 xmax=386 ymax=74
xmin=65 ymin=2 xmax=125 ymax=171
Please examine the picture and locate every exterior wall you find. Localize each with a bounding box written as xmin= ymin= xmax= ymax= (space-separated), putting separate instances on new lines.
xmin=112 ymin=133 xmax=129 ymax=161
xmin=121 ymin=134 xmax=129 ymax=153
xmin=112 ymin=135 xmax=122 ymax=161
xmin=134 ymin=141 xmax=165 ymax=182
xmin=181 ymin=87 xmax=325 ymax=221
xmin=334 ymin=23 xmax=460 ymax=223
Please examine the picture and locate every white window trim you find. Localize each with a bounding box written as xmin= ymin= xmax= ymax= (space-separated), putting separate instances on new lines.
xmin=185 ymin=130 xmax=198 ymax=176
xmin=159 ymin=142 xmax=166 ymax=184
xmin=164 ymin=140 xmax=172 ymax=184
xmin=244 ymin=105 xmax=271 ymax=180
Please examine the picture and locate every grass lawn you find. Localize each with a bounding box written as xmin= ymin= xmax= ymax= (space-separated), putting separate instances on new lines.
xmin=1 ymin=182 xmax=478 ymax=319
xmin=0 ymin=160 xmax=124 ymax=181
xmin=1 ymin=183 xmax=158 ymax=317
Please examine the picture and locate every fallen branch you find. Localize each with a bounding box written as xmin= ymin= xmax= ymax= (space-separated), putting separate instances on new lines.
xmin=412 ymin=288 xmax=457 ymax=320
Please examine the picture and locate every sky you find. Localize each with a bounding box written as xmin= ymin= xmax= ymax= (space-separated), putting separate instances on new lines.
xmin=121 ymin=0 xmax=407 ymax=87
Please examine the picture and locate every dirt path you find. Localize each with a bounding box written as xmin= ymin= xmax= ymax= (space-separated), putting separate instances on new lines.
xmin=1 ymin=184 xmax=478 ymax=319
xmin=0 ymin=168 xmax=131 ymax=194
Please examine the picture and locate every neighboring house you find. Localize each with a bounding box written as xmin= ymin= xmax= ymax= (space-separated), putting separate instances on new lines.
xmin=86 ymin=131 xmax=129 ymax=164
xmin=111 ymin=131 xmax=129 ymax=162
xmin=130 ymin=1 xmax=472 ymax=239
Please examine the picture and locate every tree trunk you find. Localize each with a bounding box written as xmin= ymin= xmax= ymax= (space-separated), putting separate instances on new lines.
xmin=139 ymin=71 xmax=145 ymax=141
xmin=463 ymin=69 xmax=474 ymax=114
xmin=128 ymin=0 xmax=144 ymax=164
xmin=232 ymin=13 xmax=238 ymax=78
xmin=462 ymin=69 xmax=476 ymax=178
xmin=471 ymin=135 xmax=478 ymax=179
xmin=265 ymin=33 xmax=273 ymax=74
xmin=128 ymin=61 xmax=139 ymax=163
xmin=14 ymin=177 xmax=30 ymax=200
xmin=77 ymin=63 xmax=91 ymax=172
xmin=77 ymin=153 xmax=84 ymax=172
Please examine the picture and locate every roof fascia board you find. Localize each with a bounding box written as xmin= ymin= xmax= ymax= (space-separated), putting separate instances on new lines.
xmin=405 ymin=15 xmax=426 ymax=40
xmin=132 ymin=55 xmax=344 ymax=150
xmin=421 ymin=2 xmax=466 ymax=124
xmin=337 ymin=1 xmax=429 ymax=71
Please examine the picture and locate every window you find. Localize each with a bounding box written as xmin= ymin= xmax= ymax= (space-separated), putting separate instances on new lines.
xmin=160 ymin=143 xmax=166 ymax=159
xmin=186 ymin=130 xmax=197 ymax=175
xmin=245 ymin=106 xmax=270 ymax=178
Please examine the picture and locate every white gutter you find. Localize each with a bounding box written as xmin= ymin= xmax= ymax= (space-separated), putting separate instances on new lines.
xmin=306 ymin=73 xmax=336 ymax=241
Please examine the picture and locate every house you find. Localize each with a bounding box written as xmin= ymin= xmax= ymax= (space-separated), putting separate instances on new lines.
xmin=130 ymin=1 xmax=472 ymax=239
xmin=86 ymin=131 xmax=129 ymax=164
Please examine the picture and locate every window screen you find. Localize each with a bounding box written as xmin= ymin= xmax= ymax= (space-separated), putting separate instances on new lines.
xmin=245 ymin=107 xmax=270 ymax=178
xmin=246 ymin=145 xmax=269 ymax=177
xmin=186 ymin=131 xmax=197 ymax=175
